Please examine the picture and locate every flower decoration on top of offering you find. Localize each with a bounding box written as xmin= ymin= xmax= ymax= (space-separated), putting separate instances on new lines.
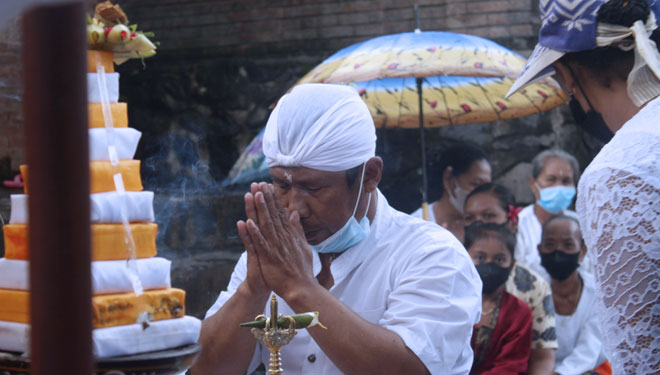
xmin=87 ymin=1 xmax=157 ymax=65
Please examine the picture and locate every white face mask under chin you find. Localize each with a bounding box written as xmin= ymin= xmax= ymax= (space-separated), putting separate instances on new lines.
xmin=448 ymin=178 xmax=470 ymax=215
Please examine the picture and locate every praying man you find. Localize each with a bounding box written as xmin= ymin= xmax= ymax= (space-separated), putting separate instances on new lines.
xmin=192 ymin=84 xmax=482 ymax=375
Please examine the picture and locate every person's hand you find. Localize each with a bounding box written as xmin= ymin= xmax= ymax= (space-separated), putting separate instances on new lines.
xmin=244 ymin=182 xmax=316 ymax=300
xmin=236 ymin=183 xmax=270 ymax=299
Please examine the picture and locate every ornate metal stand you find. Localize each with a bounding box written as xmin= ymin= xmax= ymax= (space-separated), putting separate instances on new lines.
xmin=250 ymin=295 xmax=297 ymax=375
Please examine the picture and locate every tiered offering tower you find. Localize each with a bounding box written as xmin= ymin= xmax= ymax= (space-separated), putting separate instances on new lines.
xmin=0 ymin=50 xmax=201 ymax=358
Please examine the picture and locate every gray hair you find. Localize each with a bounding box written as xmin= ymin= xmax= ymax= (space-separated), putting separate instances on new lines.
xmin=531 ymin=149 xmax=580 ymax=183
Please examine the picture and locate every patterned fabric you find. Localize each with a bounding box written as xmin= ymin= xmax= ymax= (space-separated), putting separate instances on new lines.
xmin=509 ymin=0 xmax=660 ymax=96
xmin=471 ymin=291 xmax=533 ymax=375
xmin=350 ymin=76 xmax=565 ymax=128
xmin=538 ymin=0 xmax=605 ymax=51
xmin=472 ymin=291 xmax=503 ymax=370
xmin=297 ymin=31 xmax=527 ymax=83
xmin=508 ymin=0 xmax=607 ymax=96
xmin=296 ymin=30 xmax=567 ymax=123
xmin=295 ymin=30 xmax=566 ymax=129
xmin=505 ymin=262 xmax=558 ymax=350
xmin=577 ymin=95 xmax=660 ymax=374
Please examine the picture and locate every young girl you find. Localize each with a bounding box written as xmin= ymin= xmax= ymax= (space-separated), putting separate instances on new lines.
xmin=465 ymin=222 xmax=532 ymax=374
xmin=464 ymin=183 xmax=558 ymax=375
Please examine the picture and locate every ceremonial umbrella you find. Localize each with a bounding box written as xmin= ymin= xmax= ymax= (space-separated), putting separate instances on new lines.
xmin=224 ymin=28 xmax=566 ymax=219
xmin=349 ymin=75 xmax=563 ymax=128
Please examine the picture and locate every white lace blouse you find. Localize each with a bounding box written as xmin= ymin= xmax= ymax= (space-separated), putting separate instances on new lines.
xmin=576 ymin=95 xmax=660 ymax=375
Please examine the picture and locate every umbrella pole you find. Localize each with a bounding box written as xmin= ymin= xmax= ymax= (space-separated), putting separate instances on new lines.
xmin=416 ymin=77 xmax=430 ymax=221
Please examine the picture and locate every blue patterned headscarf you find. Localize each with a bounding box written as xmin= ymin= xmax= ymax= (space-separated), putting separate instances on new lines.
xmin=508 ymin=0 xmax=660 ymax=106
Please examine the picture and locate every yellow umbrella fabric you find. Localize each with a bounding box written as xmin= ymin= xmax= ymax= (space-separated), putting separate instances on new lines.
xmin=354 ymin=76 xmax=566 ymax=129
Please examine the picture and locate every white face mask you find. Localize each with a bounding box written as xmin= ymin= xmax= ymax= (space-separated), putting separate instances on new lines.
xmin=449 ymin=177 xmax=470 ymax=214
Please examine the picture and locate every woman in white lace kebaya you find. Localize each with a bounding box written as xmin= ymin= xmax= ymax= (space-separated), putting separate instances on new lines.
xmin=507 ymin=0 xmax=660 ymax=373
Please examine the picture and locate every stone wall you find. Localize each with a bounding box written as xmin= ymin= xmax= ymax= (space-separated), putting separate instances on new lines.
xmin=128 ymin=0 xmax=540 ymax=58
xmin=0 ymin=0 xmax=604 ymax=319
xmin=0 ymin=22 xmax=23 ymax=178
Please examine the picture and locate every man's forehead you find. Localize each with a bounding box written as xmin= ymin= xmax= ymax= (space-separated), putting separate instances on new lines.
xmin=269 ymin=166 xmax=344 ymax=182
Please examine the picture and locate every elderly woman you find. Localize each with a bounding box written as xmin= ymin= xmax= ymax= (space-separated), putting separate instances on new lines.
xmin=508 ymin=0 xmax=660 ymax=373
xmin=515 ymin=149 xmax=593 ymax=282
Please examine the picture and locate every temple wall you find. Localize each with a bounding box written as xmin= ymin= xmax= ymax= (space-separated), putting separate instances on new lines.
xmin=0 ymin=23 xmax=23 ymax=175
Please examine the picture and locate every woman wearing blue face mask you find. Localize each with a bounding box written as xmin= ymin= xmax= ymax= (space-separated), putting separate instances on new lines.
xmin=515 ymin=149 xmax=591 ymax=282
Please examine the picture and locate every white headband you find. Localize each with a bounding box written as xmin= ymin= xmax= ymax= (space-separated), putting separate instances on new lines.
xmin=262 ymin=84 xmax=376 ymax=172
xmin=597 ymin=12 xmax=660 ymax=106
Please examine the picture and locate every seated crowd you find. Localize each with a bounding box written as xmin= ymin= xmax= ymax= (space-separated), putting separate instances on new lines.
xmin=421 ymin=142 xmax=610 ymax=374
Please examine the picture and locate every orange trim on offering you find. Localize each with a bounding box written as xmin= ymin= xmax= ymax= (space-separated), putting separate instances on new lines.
xmin=89 ymin=102 xmax=128 ymax=128
xmin=3 ymin=223 xmax=157 ymax=261
xmin=87 ymin=50 xmax=114 ymax=73
xmin=21 ymin=160 xmax=143 ymax=195
xmin=0 ymin=288 xmax=185 ymax=328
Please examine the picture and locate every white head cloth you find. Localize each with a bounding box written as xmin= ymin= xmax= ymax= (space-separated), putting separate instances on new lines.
xmin=597 ymin=12 xmax=660 ymax=106
xmin=263 ymin=83 xmax=376 ymax=172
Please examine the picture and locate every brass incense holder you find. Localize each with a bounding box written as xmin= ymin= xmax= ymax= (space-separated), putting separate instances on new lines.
xmin=249 ymin=295 xmax=297 ymax=375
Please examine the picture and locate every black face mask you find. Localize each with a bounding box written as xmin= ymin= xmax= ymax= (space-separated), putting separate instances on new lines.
xmin=569 ymin=98 xmax=614 ymax=143
xmin=476 ymin=262 xmax=512 ymax=295
xmin=540 ymin=250 xmax=580 ymax=281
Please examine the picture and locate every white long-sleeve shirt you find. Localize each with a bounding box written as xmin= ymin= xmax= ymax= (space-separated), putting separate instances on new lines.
xmin=554 ymin=271 xmax=607 ymax=375
xmin=206 ymin=190 xmax=482 ymax=374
